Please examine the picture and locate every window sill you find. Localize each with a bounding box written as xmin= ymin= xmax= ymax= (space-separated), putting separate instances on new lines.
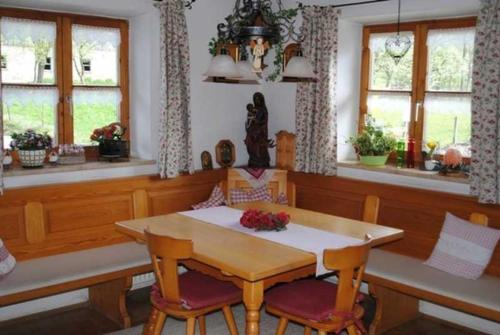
xmin=338 ymin=161 xmax=469 ymax=184
xmin=4 ymin=158 xmax=155 ymax=177
xmin=3 ymin=158 xmax=157 ymax=189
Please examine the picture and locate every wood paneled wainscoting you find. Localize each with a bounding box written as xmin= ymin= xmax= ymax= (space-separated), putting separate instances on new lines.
xmin=0 ymin=169 xmax=226 ymax=261
xmin=288 ymin=171 xmax=500 ymax=277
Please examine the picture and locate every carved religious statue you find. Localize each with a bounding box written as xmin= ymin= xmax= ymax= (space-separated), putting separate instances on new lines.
xmin=244 ymin=92 xmax=275 ymax=168
xmin=250 ymin=38 xmax=269 ymax=73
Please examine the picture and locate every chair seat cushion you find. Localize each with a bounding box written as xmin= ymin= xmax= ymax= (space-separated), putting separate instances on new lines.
xmin=152 ymin=271 xmax=241 ymax=310
xmin=0 ymin=242 xmax=150 ymax=298
xmin=265 ymin=279 xmax=363 ymax=322
xmin=366 ymin=249 xmax=500 ymax=314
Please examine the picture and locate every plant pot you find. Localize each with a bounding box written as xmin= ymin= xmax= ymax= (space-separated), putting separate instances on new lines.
xmin=18 ymin=149 xmax=47 ymax=168
xmin=359 ymin=155 xmax=389 ymax=167
xmin=98 ymin=140 xmax=128 ymax=158
xmin=424 ymin=160 xmax=438 ymax=171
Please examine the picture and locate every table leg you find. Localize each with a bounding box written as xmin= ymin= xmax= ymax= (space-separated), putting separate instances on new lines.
xmin=243 ymin=280 xmax=264 ymax=335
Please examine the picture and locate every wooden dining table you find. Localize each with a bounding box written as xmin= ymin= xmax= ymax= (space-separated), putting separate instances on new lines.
xmin=116 ymin=201 xmax=403 ymax=335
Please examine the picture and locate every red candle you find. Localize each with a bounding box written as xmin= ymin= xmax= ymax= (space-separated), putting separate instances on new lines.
xmin=407 ymin=138 xmax=415 ymax=168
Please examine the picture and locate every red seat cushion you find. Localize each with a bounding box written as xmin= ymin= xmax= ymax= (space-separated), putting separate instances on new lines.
xmin=265 ymin=279 xmax=364 ymax=322
xmin=152 ymin=271 xmax=241 ymax=310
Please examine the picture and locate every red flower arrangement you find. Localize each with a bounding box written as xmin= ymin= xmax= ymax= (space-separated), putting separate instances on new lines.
xmin=240 ymin=209 xmax=290 ymax=232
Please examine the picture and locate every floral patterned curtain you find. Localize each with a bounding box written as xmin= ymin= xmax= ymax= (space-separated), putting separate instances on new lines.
xmin=295 ymin=7 xmax=339 ymax=176
xmin=156 ymin=0 xmax=194 ymax=178
xmin=470 ymin=0 xmax=500 ymax=204
xmin=0 ymin=32 xmax=3 ymax=194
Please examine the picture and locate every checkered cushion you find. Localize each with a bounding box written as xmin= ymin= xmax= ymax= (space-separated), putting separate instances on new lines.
xmin=425 ymin=212 xmax=500 ymax=279
xmin=276 ymin=193 xmax=288 ymax=205
xmin=230 ymin=185 xmax=272 ymax=204
xmin=0 ymin=239 xmax=16 ymax=280
xmin=192 ymin=185 xmax=227 ymax=210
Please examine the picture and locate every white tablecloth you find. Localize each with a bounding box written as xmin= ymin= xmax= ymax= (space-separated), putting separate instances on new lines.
xmin=179 ymin=206 xmax=363 ymax=276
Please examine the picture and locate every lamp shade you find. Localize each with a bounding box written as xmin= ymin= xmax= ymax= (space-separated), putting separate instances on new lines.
xmin=228 ymin=59 xmax=260 ymax=81
xmin=282 ymin=55 xmax=315 ymax=79
xmin=204 ymin=54 xmax=241 ymax=79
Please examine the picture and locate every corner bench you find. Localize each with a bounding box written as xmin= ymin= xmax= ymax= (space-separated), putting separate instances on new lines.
xmin=0 ymin=242 xmax=152 ymax=328
xmin=365 ymin=249 xmax=500 ymax=334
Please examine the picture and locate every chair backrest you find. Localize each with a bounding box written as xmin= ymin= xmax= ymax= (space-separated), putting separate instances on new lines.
xmin=144 ymin=229 xmax=193 ymax=304
xmin=362 ymin=195 xmax=380 ymax=224
xmin=223 ymin=168 xmax=296 ymax=206
xmin=323 ymin=243 xmax=371 ymax=314
xmin=469 ymin=213 xmax=488 ymax=226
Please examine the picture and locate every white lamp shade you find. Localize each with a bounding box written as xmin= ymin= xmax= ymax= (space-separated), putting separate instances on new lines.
xmin=204 ymin=54 xmax=241 ymax=78
xmin=228 ymin=59 xmax=260 ymax=81
xmin=282 ymin=56 xmax=316 ymax=79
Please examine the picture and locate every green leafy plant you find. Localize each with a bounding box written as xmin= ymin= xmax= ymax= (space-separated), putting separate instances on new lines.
xmin=348 ymin=116 xmax=397 ymax=156
xmin=10 ymin=129 xmax=52 ymax=150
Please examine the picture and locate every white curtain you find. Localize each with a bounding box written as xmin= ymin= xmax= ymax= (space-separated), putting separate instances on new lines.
xmin=295 ymin=6 xmax=340 ymax=175
xmin=156 ymin=0 xmax=194 ymax=178
xmin=1 ymin=17 xmax=56 ymax=46
xmin=73 ymin=87 xmax=122 ymax=106
xmin=470 ymin=0 xmax=500 ymax=204
xmin=2 ymin=86 xmax=59 ymax=107
xmin=72 ymin=24 xmax=121 ymax=51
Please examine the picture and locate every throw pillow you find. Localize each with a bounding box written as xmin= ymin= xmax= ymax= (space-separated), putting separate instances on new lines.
xmin=424 ymin=212 xmax=500 ymax=279
xmin=192 ymin=185 xmax=227 ymax=210
xmin=0 ymin=239 xmax=16 ymax=280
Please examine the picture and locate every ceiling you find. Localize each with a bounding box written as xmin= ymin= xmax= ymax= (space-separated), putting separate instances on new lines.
xmin=0 ymin=0 xmax=153 ymax=18
xmin=0 ymin=0 xmax=480 ymax=22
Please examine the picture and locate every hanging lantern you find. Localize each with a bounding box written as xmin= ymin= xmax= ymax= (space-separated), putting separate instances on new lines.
xmin=385 ymin=0 xmax=411 ymax=64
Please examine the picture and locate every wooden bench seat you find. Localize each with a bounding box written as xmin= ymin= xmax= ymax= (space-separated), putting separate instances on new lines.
xmin=0 ymin=242 xmax=152 ymax=327
xmin=365 ymin=249 xmax=500 ymax=334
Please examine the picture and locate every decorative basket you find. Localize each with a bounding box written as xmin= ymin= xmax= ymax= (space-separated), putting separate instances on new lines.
xmin=18 ymin=149 xmax=46 ymax=168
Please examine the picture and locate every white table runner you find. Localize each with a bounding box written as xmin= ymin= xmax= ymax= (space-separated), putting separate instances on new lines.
xmin=179 ymin=206 xmax=363 ymax=276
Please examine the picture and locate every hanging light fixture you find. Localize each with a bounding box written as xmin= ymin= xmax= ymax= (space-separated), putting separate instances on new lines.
xmin=229 ymin=54 xmax=261 ymax=82
xmin=385 ymin=0 xmax=411 ymax=65
xmin=204 ymin=47 xmax=242 ymax=80
xmin=282 ymin=46 xmax=315 ymax=80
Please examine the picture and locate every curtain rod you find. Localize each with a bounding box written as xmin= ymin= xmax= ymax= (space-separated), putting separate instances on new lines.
xmin=298 ymin=0 xmax=391 ymax=9
xmin=154 ymin=0 xmax=390 ymax=10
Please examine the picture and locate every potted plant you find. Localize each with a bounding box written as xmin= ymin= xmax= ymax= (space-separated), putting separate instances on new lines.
xmin=422 ymin=140 xmax=438 ymax=171
xmin=10 ymin=130 xmax=52 ymax=168
xmin=348 ymin=117 xmax=397 ymax=167
xmin=90 ymin=122 xmax=128 ymax=158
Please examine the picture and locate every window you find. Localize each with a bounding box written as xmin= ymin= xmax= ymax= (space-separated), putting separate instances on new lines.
xmin=0 ymin=8 xmax=129 ymax=148
xmin=359 ymin=17 xmax=476 ymax=157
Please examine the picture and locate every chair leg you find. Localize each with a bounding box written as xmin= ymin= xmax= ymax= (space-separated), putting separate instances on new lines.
xmin=275 ymin=317 xmax=288 ymax=335
xmin=304 ymin=326 xmax=312 ymax=335
xmin=143 ymin=308 xmax=161 ymax=335
xmin=222 ymin=305 xmax=239 ymax=335
xmin=153 ymin=312 xmax=167 ymax=335
xmin=317 ymin=331 xmax=327 ymax=335
xmin=186 ymin=317 xmax=196 ymax=335
xmin=198 ymin=315 xmax=207 ymax=335
xmin=347 ymin=325 xmax=358 ymax=335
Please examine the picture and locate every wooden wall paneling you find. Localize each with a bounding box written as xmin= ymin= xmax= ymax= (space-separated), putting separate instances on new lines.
xmin=24 ymin=202 xmax=46 ymax=244
xmin=275 ymin=131 xmax=296 ymax=171
xmin=0 ymin=205 xmax=26 ymax=243
xmin=288 ymin=172 xmax=500 ymax=277
xmin=0 ymin=169 xmax=227 ymax=260
xmin=133 ymin=189 xmax=149 ymax=219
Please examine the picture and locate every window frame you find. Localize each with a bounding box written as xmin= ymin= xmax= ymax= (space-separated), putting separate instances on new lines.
xmin=359 ymin=17 xmax=476 ymax=157
xmin=0 ymin=7 xmax=130 ymax=146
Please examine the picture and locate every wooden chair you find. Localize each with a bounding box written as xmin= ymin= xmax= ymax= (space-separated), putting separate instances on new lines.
xmin=222 ymin=168 xmax=296 ymax=207
xmin=362 ymin=195 xmax=380 ymax=225
xmin=265 ymin=243 xmax=371 ymax=335
xmin=143 ymin=230 xmax=241 ymax=335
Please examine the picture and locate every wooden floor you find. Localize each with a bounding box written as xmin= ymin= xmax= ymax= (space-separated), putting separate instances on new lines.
xmin=0 ymin=287 xmax=486 ymax=335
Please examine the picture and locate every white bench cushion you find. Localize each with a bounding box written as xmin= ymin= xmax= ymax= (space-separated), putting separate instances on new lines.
xmin=0 ymin=242 xmax=150 ymax=297
xmin=366 ymin=249 xmax=500 ymax=313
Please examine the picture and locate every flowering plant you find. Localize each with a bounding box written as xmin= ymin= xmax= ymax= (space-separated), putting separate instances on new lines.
xmin=240 ymin=209 xmax=290 ymax=232
xmin=10 ymin=129 xmax=52 ymax=150
xmin=426 ymin=140 xmax=438 ymax=157
xmin=90 ymin=122 xmax=126 ymax=143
